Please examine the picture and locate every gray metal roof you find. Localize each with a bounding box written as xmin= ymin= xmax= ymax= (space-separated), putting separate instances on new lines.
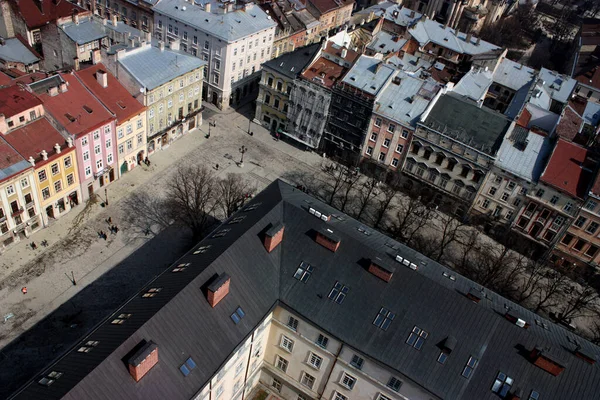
xmin=495 ymin=127 xmax=554 ymax=182
xmin=10 ymin=180 xmax=600 ymax=400
xmin=153 ymin=0 xmax=277 ymax=43
xmin=366 ymin=31 xmax=406 ymax=54
xmin=117 ymin=43 xmax=206 ymax=90
xmin=262 ymin=43 xmax=321 ymax=79
xmin=492 ymin=58 xmax=536 ymax=92
xmin=583 ymin=100 xmax=600 ymax=127
xmin=538 ymin=68 xmax=577 ymax=104
xmin=0 ymin=37 xmax=40 ymax=65
xmin=525 ymin=103 xmax=560 ymax=133
xmin=354 ymin=3 xmax=422 ymax=27
xmin=409 ymin=19 xmax=499 ymax=56
xmin=60 ymin=16 xmax=107 ymax=45
xmin=374 ymin=72 xmax=440 ymax=127
xmin=453 ymin=68 xmax=493 ymax=103
xmin=422 ymin=93 xmax=511 ymax=155
xmin=342 ymin=55 xmax=397 ymax=96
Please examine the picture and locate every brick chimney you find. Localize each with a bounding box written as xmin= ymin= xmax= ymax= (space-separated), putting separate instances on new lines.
xmin=529 ymin=346 xmax=566 ymax=376
xmin=73 ymin=57 xmax=80 ymax=71
xmin=368 ymin=258 xmax=395 ymax=282
xmin=96 ymin=69 xmax=108 ymax=88
xmin=92 ymin=49 xmax=101 ymax=65
xmin=170 ymin=39 xmax=180 ymax=51
xmin=466 ymin=288 xmax=484 ymax=303
xmin=315 ymin=227 xmax=340 ymax=252
xmin=112 ymin=14 xmax=118 ymax=26
xmin=207 ymin=273 xmax=230 ymax=307
xmin=264 ymin=222 xmax=284 ymax=253
xmin=0 ymin=114 xmax=6 ymax=133
xmin=128 ymin=341 xmax=159 ymax=382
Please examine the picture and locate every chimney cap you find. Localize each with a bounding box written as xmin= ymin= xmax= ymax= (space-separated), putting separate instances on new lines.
xmin=207 ymin=273 xmax=231 ymax=293
xmin=317 ymin=226 xmax=340 ymax=243
xmin=128 ymin=340 xmax=158 ymax=366
xmin=266 ymin=222 xmax=284 ymax=237
xmin=371 ymin=257 xmax=396 ymax=274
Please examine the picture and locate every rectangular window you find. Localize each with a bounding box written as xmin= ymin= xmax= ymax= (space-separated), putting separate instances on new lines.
xmin=374 ymin=117 xmax=382 ymax=127
xmin=328 ymin=281 xmax=349 ymax=304
xmin=275 ymin=355 xmax=288 ymax=372
xmin=350 ymin=355 xmax=364 ymax=370
xmin=294 ymin=261 xmax=313 ymax=282
xmin=373 ymin=307 xmax=395 ymax=331
xmin=585 ymin=244 xmax=599 ymax=257
xmin=51 ymin=163 xmax=59 ymax=175
xmin=406 ymin=326 xmax=428 ymax=350
xmin=340 ymin=372 xmax=356 ymax=389
xmin=550 ymin=195 xmax=559 ymax=205
xmin=501 ymin=192 xmax=510 ymax=202
xmin=300 ymin=372 xmax=315 ymax=389
xmin=585 ymin=200 xmax=597 ymax=211
xmin=64 ymin=156 xmax=72 ymax=168
xmin=316 ymin=334 xmax=329 ymax=349
xmin=561 ymin=233 xmax=574 ymax=245
xmin=488 ymin=187 xmax=497 ymax=196
xmin=287 ymin=316 xmax=299 ymax=331
xmin=67 ymin=173 xmax=74 ymax=186
xmin=42 ymin=187 xmax=50 ymax=200
xmin=396 ymin=144 xmax=403 ymax=153
xmin=392 ymin=158 xmax=399 ymax=167
xmin=383 ymin=138 xmax=391 ymax=148
xmin=491 ymin=372 xmax=513 ymax=398
xmin=6 ymin=185 xmax=14 ymax=196
xmin=280 ymin=335 xmax=294 ymax=352
xmin=85 ymin=166 xmax=91 ymax=177
xmin=38 ymin=170 xmax=47 ymax=182
xmin=387 ymin=123 xmax=395 ymax=133
xmin=564 ymin=202 xmax=574 ymax=212
xmin=573 ymin=239 xmax=586 ymax=251
xmin=536 ymin=189 xmax=545 ymax=197
xmin=574 ymin=216 xmax=587 ymax=228
xmin=462 ymin=356 xmax=478 ymax=378
xmin=401 ymin=129 xmax=409 ymax=138
xmin=308 ymin=352 xmax=322 ymax=369
xmin=387 ymin=377 xmax=402 ymax=392
xmin=586 ymin=221 xmax=599 ymax=234
xmin=366 ymin=146 xmax=373 ymax=156
xmin=54 ymin=180 xmax=62 ymax=193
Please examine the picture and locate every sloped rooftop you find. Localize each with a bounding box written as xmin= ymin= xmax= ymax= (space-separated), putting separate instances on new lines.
xmin=11 ymin=181 xmax=600 ymax=400
xmin=495 ymin=127 xmax=553 ymax=183
xmin=341 ymin=55 xmax=397 ymax=96
xmin=541 ymin=139 xmax=595 ymax=199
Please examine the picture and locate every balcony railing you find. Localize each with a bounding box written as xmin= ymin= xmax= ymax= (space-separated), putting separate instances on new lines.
xmin=11 ymin=207 xmax=23 ymax=217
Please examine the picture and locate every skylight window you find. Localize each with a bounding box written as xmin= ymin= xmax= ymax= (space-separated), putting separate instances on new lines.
xmin=230 ymin=307 xmax=246 ymax=324
xmin=77 ymin=340 xmax=99 ymax=353
xmin=462 ymin=356 xmax=478 ymax=378
xmin=406 ymin=326 xmax=428 ymax=350
xmin=373 ymin=307 xmax=395 ymax=331
xmin=442 ymin=271 xmax=456 ymax=281
xmin=438 ymin=350 xmax=449 ymax=364
xmin=38 ymin=371 xmax=63 ymax=387
xmin=528 ymin=391 xmax=540 ymax=400
xmin=111 ymin=313 xmax=132 ymax=324
xmin=142 ymin=287 xmax=162 ymax=298
xmin=179 ymin=357 xmax=197 ymax=376
xmin=193 ymin=245 xmax=211 ymax=254
xmin=491 ymin=372 xmax=513 ymax=398
xmin=172 ymin=262 xmax=190 ymax=272
xmin=65 ymin=113 xmax=76 ymax=122
xmin=212 ymin=228 xmax=231 ymax=238
xmin=83 ymin=105 xmax=93 ymax=114
xmin=293 ymin=261 xmax=314 ymax=283
xmin=243 ymin=202 xmax=262 ymax=211
xmin=357 ymin=226 xmax=371 ymax=236
xmin=228 ymin=215 xmax=246 ymax=224
xmin=328 ymin=281 xmax=349 ymax=304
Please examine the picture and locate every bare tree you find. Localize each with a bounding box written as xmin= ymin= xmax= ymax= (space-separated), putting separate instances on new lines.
xmin=515 ymin=259 xmax=547 ymax=305
xmin=390 ymin=194 xmax=432 ymax=246
xmin=165 ymin=165 xmax=219 ymax=239
xmin=373 ymin=185 xmax=398 ymax=229
xmin=557 ymin=283 xmax=600 ymax=323
xmin=121 ymin=192 xmax=172 ymax=236
xmin=455 ymin=229 xmax=480 ymax=274
xmin=338 ymin=170 xmax=361 ymax=213
xmin=533 ymin=271 xmax=570 ymax=313
xmin=355 ymin=176 xmax=379 ymax=221
xmin=434 ymin=212 xmax=468 ymax=263
xmin=216 ymin=173 xmax=256 ymax=218
xmin=324 ymin=164 xmax=349 ymax=205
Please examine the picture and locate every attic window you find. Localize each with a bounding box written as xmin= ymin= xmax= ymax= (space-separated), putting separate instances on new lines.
xmin=462 ymin=356 xmax=478 ymax=378
xmin=111 ymin=313 xmax=132 ymax=324
xmin=534 ymin=319 xmax=549 ymax=330
xmin=77 ymin=340 xmax=100 ymax=353
xmin=442 ymin=271 xmax=456 ymax=281
xmin=328 ymin=281 xmax=349 ymax=304
xmin=65 ymin=113 xmax=76 ymax=122
xmin=406 ymin=326 xmax=428 ymax=350
xmin=179 ymin=357 xmax=197 ymax=376
xmin=142 ymin=287 xmax=162 ymax=298
xmin=172 ymin=262 xmax=190 ymax=272
xmin=244 ymin=202 xmax=262 ymax=211
xmin=438 ymin=350 xmax=449 ymax=364
xmin=491 ymin=372 xmax=513 ymax=398
xmin=294 ymin=261 xmax=313 ymax=283
xmin=193 ymin=245 xmax=211 ymax=254
xmin=117 ymin=101 xmax=127 ymax=109
xmin=228 ymin=215 xmax=246 ymax=224
xmin=230 ymin=306 xmax=246 ymax=324
xmin=373 ymin=307 xmax=395 ymax=331
xmin=83 ymin=105 xmax=93 ymax=114
xmin=38 ymin=371 xmax=64 ymax=387
xmin=212 ymin=228 xmax=231 ymax=238
xmin=357 ymin=226 xmax=371 ymax=236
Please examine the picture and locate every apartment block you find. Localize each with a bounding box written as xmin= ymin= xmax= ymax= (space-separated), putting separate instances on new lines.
xmin=11 ymin=180 xmax=600 ymax=400
xmin=104 ymin=41 xmax=205 ymax=155
xmin=305 ymin=0 xmax=354 ymax=41
xmin=74 ymin=0 xmax=155 ymax=33
xmin=76 ymin=63 xmax=147 ymax=177
xmin=153 ymin=0 xmax=277 ymax=110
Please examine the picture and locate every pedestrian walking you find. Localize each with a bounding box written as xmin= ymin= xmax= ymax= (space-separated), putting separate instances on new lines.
xmin=107 ymin=217 xmax=112 ymax=224
xmin=114 ymin=226 xmax=119 ymax=233
xmin=31 ymin=242 xmax=37 ymax=250
xmin=21 ymin=287 xmax=27 ymax=294
xmin=216 ymin=163 xmax=219 ymax=170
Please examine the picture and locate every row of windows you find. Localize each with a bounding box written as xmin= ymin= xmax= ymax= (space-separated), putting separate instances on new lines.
xmin=118 ymin=135 xmax=144 ymax=155
xmin=411 ymin=143 xmax=484 ymax=183
xmin=366 ymin=146 xmax=401 ymax=167
xmin=373 ymin=118 xmax=410 ymax=137
xmin=41 ymin=175 xmax=75 ymax=200
xmin=80 ymin=126 xmax=111 ymax=147
xmin=561 ymin=234 xmax=600 ymax=258
xmin=148 ymin=78 xmax=201 ymax=104
xmin=37 ymin=157 xmax=73 ymax=183
xmin=117 ymin=119 xmax=144 ymax=139
xmin=5 ymin=176 xmax=31 ymax=196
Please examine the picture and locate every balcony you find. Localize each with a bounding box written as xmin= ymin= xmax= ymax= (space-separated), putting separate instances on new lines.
xmin=11 ymin=207 xmax=24 ymax=218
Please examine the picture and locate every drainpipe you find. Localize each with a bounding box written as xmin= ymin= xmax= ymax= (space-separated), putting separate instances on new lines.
xmin=318 ymin=343 xmax=344 ymax=399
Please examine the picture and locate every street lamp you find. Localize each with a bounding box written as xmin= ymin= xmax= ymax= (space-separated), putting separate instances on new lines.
xmin=239 ymin=145 xmax=247 ymax=167
xmin=105 ymin=188 xmax=108 ymax=206
xmin=247 ymin=112 xmax=254 ymax=135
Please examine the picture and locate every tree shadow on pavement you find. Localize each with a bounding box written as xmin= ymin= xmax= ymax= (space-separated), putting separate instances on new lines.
xmin=0 ymin=224 xmax=195 ymax=399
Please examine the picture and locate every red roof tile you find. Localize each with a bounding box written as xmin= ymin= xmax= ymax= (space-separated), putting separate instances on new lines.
xmin=516 ymin=107 xmax=532 ymax=128
xmin=0 ymin=85 xmax=41 ymax=118
xmin=0 ymin=136 xmax=29 ymax=181
xmin=307 ymin=0 xmax=352 ymax=14
xmin=2 ymin=117 xmax=70 ymax=166
xmin=555 ymin=106 xmax=583 ymax=141
xmin=9 ymin=0 xmax=86 ymax=29
xmin=10 ymin=71 xmax=48 ymax=85
xmin=0 ymin=71 xmax=12 ymax=86
xmin=36 ymin=73 xmax=114 ymax=137
xmin=76 ymin=64 xmax=145 ymax=124
xmin=575 ymin=65 xmax=600 ymax=90
xmin=302 ymin=57 xmax=345 ymax=88
xmin=541 ymin=139 xmax=595 ymax=199
xmin=323 ymin=42 xmax=359 ymax=63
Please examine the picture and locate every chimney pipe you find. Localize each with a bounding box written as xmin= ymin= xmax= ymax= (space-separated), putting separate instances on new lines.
xmin=92 ymin=49 xmax=101 ymax=64
xmin=264 ymin=222 xmax=284 ymax=253
xmin=158 ymin=41 xmax=165 ymax=52
xmin=341 ymin=47 xmax=347 ymax=59
xmin=206 ymin=273 xmax=231 ymax=307
xmin=73 ymin=12 xmax=79 ymax=25
xmin=112 ymin=14 xmax=118 ymax=26
xmin=96 ymin=70 xmax=108 ymax=88
xmin=205 ymin=2 xmax=211 ymax=12
xmin=73 ymin=57 xmax=80 ymax=71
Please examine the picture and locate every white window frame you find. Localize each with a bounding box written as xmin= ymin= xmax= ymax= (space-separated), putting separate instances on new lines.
xmin=280 ymin=335 xmax=294 ymax=352
xmin=307 ymin=352 xmax=322 ymax=370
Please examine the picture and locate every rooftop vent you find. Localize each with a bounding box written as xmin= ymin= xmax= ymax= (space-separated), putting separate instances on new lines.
xmin=308 ymin=207 xmax=331 ymax=222
xmin=505 ymin=310 xmax=529 ymax=329
xmin=529 ymin=346 xmax=566 ymax=376
xmin=264 ymin=222 xmax=284 ymax=253
xmin=207 ymin=273 xmax=230 ymax=307
xmin=466 ymin=287 xmax=484 ymax=303
xmin=442 ymin=336 xmax=457 ymax=352
xmin=316 ymin=227 xmax=341 ymax=252
xmin=128 ymin=341 xmax=158 ymax=382
xmin=574 ymin=345 xmax=597 ymax=365
xmin=368 ymin=257 xmax=395 ymax=282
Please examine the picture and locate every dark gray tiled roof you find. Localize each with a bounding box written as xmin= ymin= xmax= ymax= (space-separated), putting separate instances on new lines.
xmin=422 ymin=93 xmax=512 ymax=156
xmin=262 ymin=43 xmax=321 ymax=79
xmin=10 ymin=181 xmax=600 ymax=400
